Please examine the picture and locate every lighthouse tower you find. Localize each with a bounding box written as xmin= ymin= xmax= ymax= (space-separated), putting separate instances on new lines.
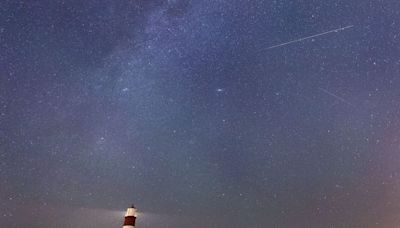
xmin=123 ymin=205 xmax=137 ymax=228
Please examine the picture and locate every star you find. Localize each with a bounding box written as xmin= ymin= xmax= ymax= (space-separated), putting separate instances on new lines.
xmin=2 ymin=0 xmax=399 ymax=227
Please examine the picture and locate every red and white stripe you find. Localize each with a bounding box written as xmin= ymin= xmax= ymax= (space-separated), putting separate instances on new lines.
xmin=123 ymin=205 xmax=137 ymax=228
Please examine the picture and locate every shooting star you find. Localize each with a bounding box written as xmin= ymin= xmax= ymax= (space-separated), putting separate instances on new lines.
xmin=319 ymin=88 xmax=355 ymax=108
xmin=265 ymin=25 xmax=354 ymax=50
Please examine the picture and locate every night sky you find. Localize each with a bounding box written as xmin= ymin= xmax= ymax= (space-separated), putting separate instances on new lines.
xmin=1 ymin=0 xmax=400 ymax=227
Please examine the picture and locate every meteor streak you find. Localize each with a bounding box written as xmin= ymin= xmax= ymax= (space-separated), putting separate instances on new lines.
xmin=319 ymin=88 xmax=355 ymax=108
xmin=265 ymin=25 xmax=354 ymax=50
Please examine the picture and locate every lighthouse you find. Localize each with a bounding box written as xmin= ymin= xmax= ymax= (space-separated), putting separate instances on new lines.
xmin=123 ymin=204 xmax=137 ymax=228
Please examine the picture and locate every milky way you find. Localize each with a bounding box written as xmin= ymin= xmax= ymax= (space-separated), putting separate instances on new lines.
xmin=1 ymin=0 xmax=400 ymax=227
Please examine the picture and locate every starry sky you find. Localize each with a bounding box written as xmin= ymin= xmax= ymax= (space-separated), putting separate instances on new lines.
xmin=1 ymin=0 xmax=400 ymax=227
